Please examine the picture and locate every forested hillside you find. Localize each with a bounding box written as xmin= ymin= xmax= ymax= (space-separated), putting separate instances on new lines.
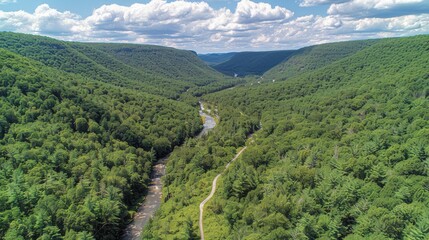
xmin=212 ymin=50 xmax=296 ymax=77
xmin=201 ymin=40 xmax=377 ymax=79
xmin=198 ymin=53 xmax=236 ymax=66
xmin=146 ymin=35 xmax=429 ymax=239
xmin=263 ymin=39 xmax=378 ymax=81
xmin=2 ymin=30 xmax=428 ymax=240
xmin=0 ymin=46 xmax=204 ymax=239
xmin=89 ymin=44 xmax=223 ymax=87
xmin=143 ymin=103 xmax=260 ymax=239
xmin=0 ymin=32 xmax=229 ymax=98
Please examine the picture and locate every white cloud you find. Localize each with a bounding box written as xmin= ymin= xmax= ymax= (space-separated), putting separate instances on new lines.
xmin=0 ymin=0 xmax=16 ymax=4
xmin=0 ymin=10 xmax=33 ymax=31
xmin=300 ymin=0 xmax=350 ymax=7
xmin=86 ymin=0 xmax=215 ymax=35
xmin=351 ymin=14 xmax=429 ymax=32
xmin=314 ymin=15 xmax=343 ymax=29
xmin=328 ymin=0 xmax=429 ymax=18
xmin=234 ymin=0 xmax=293 ymax=23
xmin=255 ymin=13 xmax=429 ymax=49
xmin=0 ymin=0 xmax=428 ymax=52
xmin=84 ymin=0 xmax=292 ymax=38
xmin=0 ymin=4 xmax=81 ymax=35
xmin=33 ymin=4 xmax=82 ymax=35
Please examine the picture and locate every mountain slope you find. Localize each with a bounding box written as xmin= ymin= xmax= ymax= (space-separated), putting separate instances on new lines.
xmin=202 ymin=35 xmax=429 ymax=239
xmin=213 ymin=50 xmax=297 ymax=76
xmin=0 ymin=47 xmax=203 ymax=239
xmin=146 ymin=35 xmax=429 ymax=239
xmin=0 ymin=32 xmax=228 ymax=98
xmin=263 ymin=39 xmax=379 ymax=81
xmin=203 ymin=40 xmax=377 ymax=79
xmin=90 ymin=43 xmax=224 ymax=86
xmin=198 ymin=52 xmax=236 ymax=66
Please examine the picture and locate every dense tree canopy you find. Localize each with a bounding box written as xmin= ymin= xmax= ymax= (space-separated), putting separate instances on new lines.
xmin=0 ymin=48 xmax=203 ymax=239
xmin=0 ymin=32 xmax=236 ymax=99
xmin=143 ymin=103 xmax=259 ymax=239
xmin=263 ymin=39 xmax=378 ymax=81
xmin=212 ymin=50 xmax=297 ymax=77
xmin=1 ymin=31 xmax=429 ymax=240
xmin=146 ymin=35 xmax=429 ymax=239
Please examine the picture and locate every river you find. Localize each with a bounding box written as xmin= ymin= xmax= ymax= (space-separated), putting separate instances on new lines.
xmin=121 ymin=102 xmax=216 ymax=240
xmin=197 ymin=102 xmax=217 ymax=138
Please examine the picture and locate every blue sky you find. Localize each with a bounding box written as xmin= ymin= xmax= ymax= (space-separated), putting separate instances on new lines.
xmin=0 ymin=0 xmax=327 ymax=17
xmin=1 ymin=0 xmax=428 ymax=52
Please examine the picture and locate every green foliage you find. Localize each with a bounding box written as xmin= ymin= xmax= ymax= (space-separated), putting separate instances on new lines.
xmin=212 ymin=50 xmax=296 ymax=77
xmin=2 ymin=31 xmax=429 ymax=240
xmin=0 ymin=32 xmax=237 ymax=99
xmin=149 ymin=35 xmax=429 ymax=239
xmin=143 ymin=104 xmax=259 ymax=239
xmin=264 ymin=39 xmax=378 ymax=81
xmin=198 ymin=52 xmax=236 ymax=66
xmin=0 ymin=47 xmax=203 ymax=239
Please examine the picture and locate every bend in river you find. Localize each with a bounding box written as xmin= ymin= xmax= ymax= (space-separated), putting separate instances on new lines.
xmin=197 ymin=102 xmax=217 ymax=138
xmin=122 ymin=102 xmax=216 ymax=240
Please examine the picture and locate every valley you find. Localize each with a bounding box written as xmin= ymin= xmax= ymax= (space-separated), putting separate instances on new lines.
xmin=144 ymin=35 xmax=429 ymax=239
xmin=0 ymin=32 xmax=428 ymax=240
xmin=199 ymin=145 xmax=249 ymax=240
xmin=0 ymin=32 xmax=236 ymax=240
xmin=123 ymin=103 xmax=217 ymax=240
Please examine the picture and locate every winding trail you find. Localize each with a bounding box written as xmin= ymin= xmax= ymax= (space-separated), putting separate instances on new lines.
xmin=199 ymin=146 xmax=248 ymax=240
xmin=122 ymin=102 xmax=216 ymax=240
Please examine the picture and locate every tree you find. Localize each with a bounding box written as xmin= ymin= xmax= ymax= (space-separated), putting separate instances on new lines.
xmin=75 ymin=118 xmax=88 ymax=132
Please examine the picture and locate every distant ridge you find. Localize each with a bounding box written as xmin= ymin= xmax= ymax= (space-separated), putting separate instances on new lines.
xmin=0 ymin=32 xmax=226 ymax=98
xmin=198 ymin=52 xmax=236 ymax=66
xmin=264 ymin=39 xmax=379 ymax=81
xmin=172 ymin=34 xmax=429 ymax=240
xmin=210 ymin=50 xmax=297 ymax=77
xmin=199 ymin=40 xmax=380 ymax=78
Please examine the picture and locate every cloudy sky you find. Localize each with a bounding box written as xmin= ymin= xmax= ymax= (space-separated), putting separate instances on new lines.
xmin=0 ymin=0 xmax=428 ymax=53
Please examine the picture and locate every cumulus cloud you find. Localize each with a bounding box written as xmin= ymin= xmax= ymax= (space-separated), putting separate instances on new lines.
xmin=86 ymin=0 xmax=215 ymax=35
xmin=300 ymin=0 xmax=350 ymax=7
xmin=351 ymin=14 xmax=429 ymax=32
xmin=0 ymin=4 xmax=82 ymax=35
xmin=0 ymin=0 xmax=428 ymax=52
xmin=84 ymin=0 xmax=292 ymax=38
xmin=328 ymin=0 xmax=429 ymax=18
xmin=253 ymin=13 xmax=429 ymax=49
xmin=314 ymin=15 xmax=343 ymax=29
xmin=33 ymin=4 xmax=82 ymax=35
xmin=0 ymin=0 xmax=16 ymax=4
xmin=234 ymin=0 xmax=293 ymax=23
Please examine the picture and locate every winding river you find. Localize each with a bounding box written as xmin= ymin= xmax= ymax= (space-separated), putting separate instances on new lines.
xmin=197 ymin=102 xmax=217 ymax=138
xmin=122 ymin=102 xmax=216 ymax=240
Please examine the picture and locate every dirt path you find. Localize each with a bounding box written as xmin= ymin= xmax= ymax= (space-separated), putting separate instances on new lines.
xmin=199 ymin=146 xmax=248 ymax=240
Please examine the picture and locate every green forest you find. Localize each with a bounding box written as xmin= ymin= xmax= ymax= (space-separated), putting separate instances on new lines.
xmin=211 ymin=50 xmax=297 ymax=77
xmin=0 ymin=32 xmax=242 ymax=239
xmin=0 ymin=32 xmax=232 ymax=99
xmin=0 ymin=48 xmax=205 ymax=239
xmin=1 ymin=32 xmax=429 ymax=240
xmin=145 ymin=35 xmax=429 ymax=239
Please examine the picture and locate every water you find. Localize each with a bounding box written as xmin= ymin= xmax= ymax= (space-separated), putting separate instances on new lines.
xmin=197 ymin=102 xmax=216 ymax=138
xmin=122 ymin=102 xmax=216 ymax=240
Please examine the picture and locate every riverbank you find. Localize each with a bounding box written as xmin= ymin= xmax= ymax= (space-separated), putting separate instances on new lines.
xmin=122 ymin=102 xmax=216 ymax=240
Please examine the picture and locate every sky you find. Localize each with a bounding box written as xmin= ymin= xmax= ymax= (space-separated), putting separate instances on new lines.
xmin=0 ymin=0 xmax=428 ymax=53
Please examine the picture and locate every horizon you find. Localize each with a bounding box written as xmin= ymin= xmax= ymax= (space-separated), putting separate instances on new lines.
xmin=3 ymin=31 xmax=428 ymax=55
xmin=1 ymin=0 xmax=429 ymax=53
